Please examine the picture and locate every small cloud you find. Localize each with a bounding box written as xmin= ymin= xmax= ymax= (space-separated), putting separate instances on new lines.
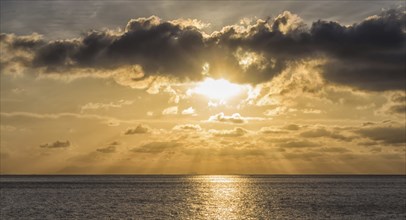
xmin=263 ymin=106 xmax=288 ymax=116
xmin=96 ymin=146 xmax=116 ymax=153
xmin=40 ymin=140 xmax=71 ymax=149
xmin=303 ymin=109 xmax=322 ymax=114
xmin=259 ymin=127 xmax=287 ymax=134
xmin=283 ymin=124 xmax=300 ymax=130
xmin=125 ymin=124 xmax=150 ymax=135
xmin=109 ymin=141 xmax=120 ymax=146
xmin=208 ymin=112 xmax=246 ymax=124
xmin=280 ymin=140 xmax=320 ymax=148
xmin=362 ymin=122 xmax=376 ymax=127
xmin=181 ymin=107 xmax=196 ymax=115
xmin=210 ymin=127 xmax=248 ymax=137
xmin=131 ymin=141 xmax=180 ymax=154
xmin=80 ymin=100 xmax=133 ymax=112
xmin=173 ymin=124 xmax=202 ymax=131
xmin=162 ymin=106 xmax=178 ymax=115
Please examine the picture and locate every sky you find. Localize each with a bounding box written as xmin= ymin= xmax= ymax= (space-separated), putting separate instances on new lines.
xmin=0 ymin=0 xmax=405 ymax=174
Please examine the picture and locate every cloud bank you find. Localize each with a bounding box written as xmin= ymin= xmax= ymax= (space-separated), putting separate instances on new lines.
xmin=1 ymin=9 xmax=405 ymax=91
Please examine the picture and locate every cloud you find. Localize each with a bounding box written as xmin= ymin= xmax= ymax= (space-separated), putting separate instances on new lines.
xmin=96 ymin=141 xmax=119 ymax=153
xmin=283 ymin=124 xmax=301 ymax=131
xmin=280 ymin=140 xmax=320 ymax=148
xmin=379 ymin=93 xmax=406 ymax=115
xmin=0 ymin=111 xmax=130 ymax=126
xmin=80 ymin=100 xmax=133 ymax=112
xmin=300 ymin=127 xmax=353 ymax=141
xmin=1 ymin=9 xmax=404 ymax=91
xmin=173 ymin=124 xmax=202 ymax=131
xmin=131 ymin=141 xmax=180 ymax=153
xmin=210 ymin=127 xmax=248 ymax=137
xmin=181 ymin=107 xmax=195 ymax=115
xmin=96 ymin=146 xmax=116 ymax=153
xmin=162 ymin=106 xmax=178 ymax=115
xmin=314 ymin=9 xmax=406 ymax=91
xmin=40 ymin=140 xmax=71 ymax=149
xmin=356 ymin=124 xmax=406 ymax=145
xmin=316 ymin=147 xmax=351 ymax=153
xmin=124 ymin=124 xmax=150 ymax=135
xmin=259 ymin=127 xmax=287 ymax=134
xmin=208 ymin=112 xmax=246 ymax=124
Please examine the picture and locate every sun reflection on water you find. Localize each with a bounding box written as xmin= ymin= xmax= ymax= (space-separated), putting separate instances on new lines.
xmin=187 ymin=175 xmax=249 ymax=219
xmin=206 ymin=176 xmax=237 ymax=183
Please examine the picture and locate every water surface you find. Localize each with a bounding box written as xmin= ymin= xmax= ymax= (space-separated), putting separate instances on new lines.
xmin=1 ymin=175 xmax=405 ymax=219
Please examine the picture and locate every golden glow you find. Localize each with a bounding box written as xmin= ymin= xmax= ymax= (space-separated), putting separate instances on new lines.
xmin=188 ymin=176 xmax=245 ymax=219
xmin=193 ymin=78 xmax=243 ymax=100
xmin=207 ymin=175 xmax=236 ymax=183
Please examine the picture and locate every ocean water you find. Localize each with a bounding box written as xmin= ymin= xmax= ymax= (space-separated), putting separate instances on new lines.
xmin=0 ymin=175 xmax=405 ymax=219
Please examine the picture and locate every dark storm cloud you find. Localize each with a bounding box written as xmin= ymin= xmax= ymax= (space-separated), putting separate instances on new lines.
xmin=39 ymin=140 xmax=71 ymax=149
xmin=309 ymin=9 xmax=406 ymax=91
xmin=1 ymin=9 xmax=405 ymax=90
xmin=28 ymin=16 xmax=205 ymax=80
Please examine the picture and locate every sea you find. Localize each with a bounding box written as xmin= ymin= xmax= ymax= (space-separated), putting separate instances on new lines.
xmin=0 ymin=175 xmax=405 ymax=219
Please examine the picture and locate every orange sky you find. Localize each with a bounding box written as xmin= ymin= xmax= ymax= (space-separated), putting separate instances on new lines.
xmin=1 ymin=1 xmax=405 ymax=174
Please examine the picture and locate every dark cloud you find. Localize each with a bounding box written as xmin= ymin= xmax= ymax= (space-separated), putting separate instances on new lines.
xmin=356 ymin=124 xmax=406 ymax=145
xmin=389 ymin=105 xmax=406 ymax=114
xmin=387 ymin=93 xmax=406 ymax=114
xmin=96 ymin=141 xmax=119 ymax=153
xmin=1 ymin=9 xmax=405 ymax=90
xmin=300 ymin=127 xmax=353 ymax=141
xmin=283 ymin=124 xmax=301 ymax=131
xmin=96 ymin=146 xmax=116 ymax=153
xmin=131 ymin=141 xmax=180 ymax=153
xmin=124 ymin=124 xmax=149 ymax=135
xmin=109 ymin=141 xmax=120 ymax=146
xmin=313 ymin=10 xmax=406 ymax=91
xmin=40 ymin=140 xmax=70 ymax=149
xmin=0 ymin=33 xmax=44 ymax=50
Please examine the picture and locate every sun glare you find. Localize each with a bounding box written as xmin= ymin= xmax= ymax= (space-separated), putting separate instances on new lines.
xmin=193 ymin=78 xmax=243 ymax=100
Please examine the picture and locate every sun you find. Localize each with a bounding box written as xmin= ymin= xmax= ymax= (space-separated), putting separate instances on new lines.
xmin=192 ymin=78 xmax=243 ymax=100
